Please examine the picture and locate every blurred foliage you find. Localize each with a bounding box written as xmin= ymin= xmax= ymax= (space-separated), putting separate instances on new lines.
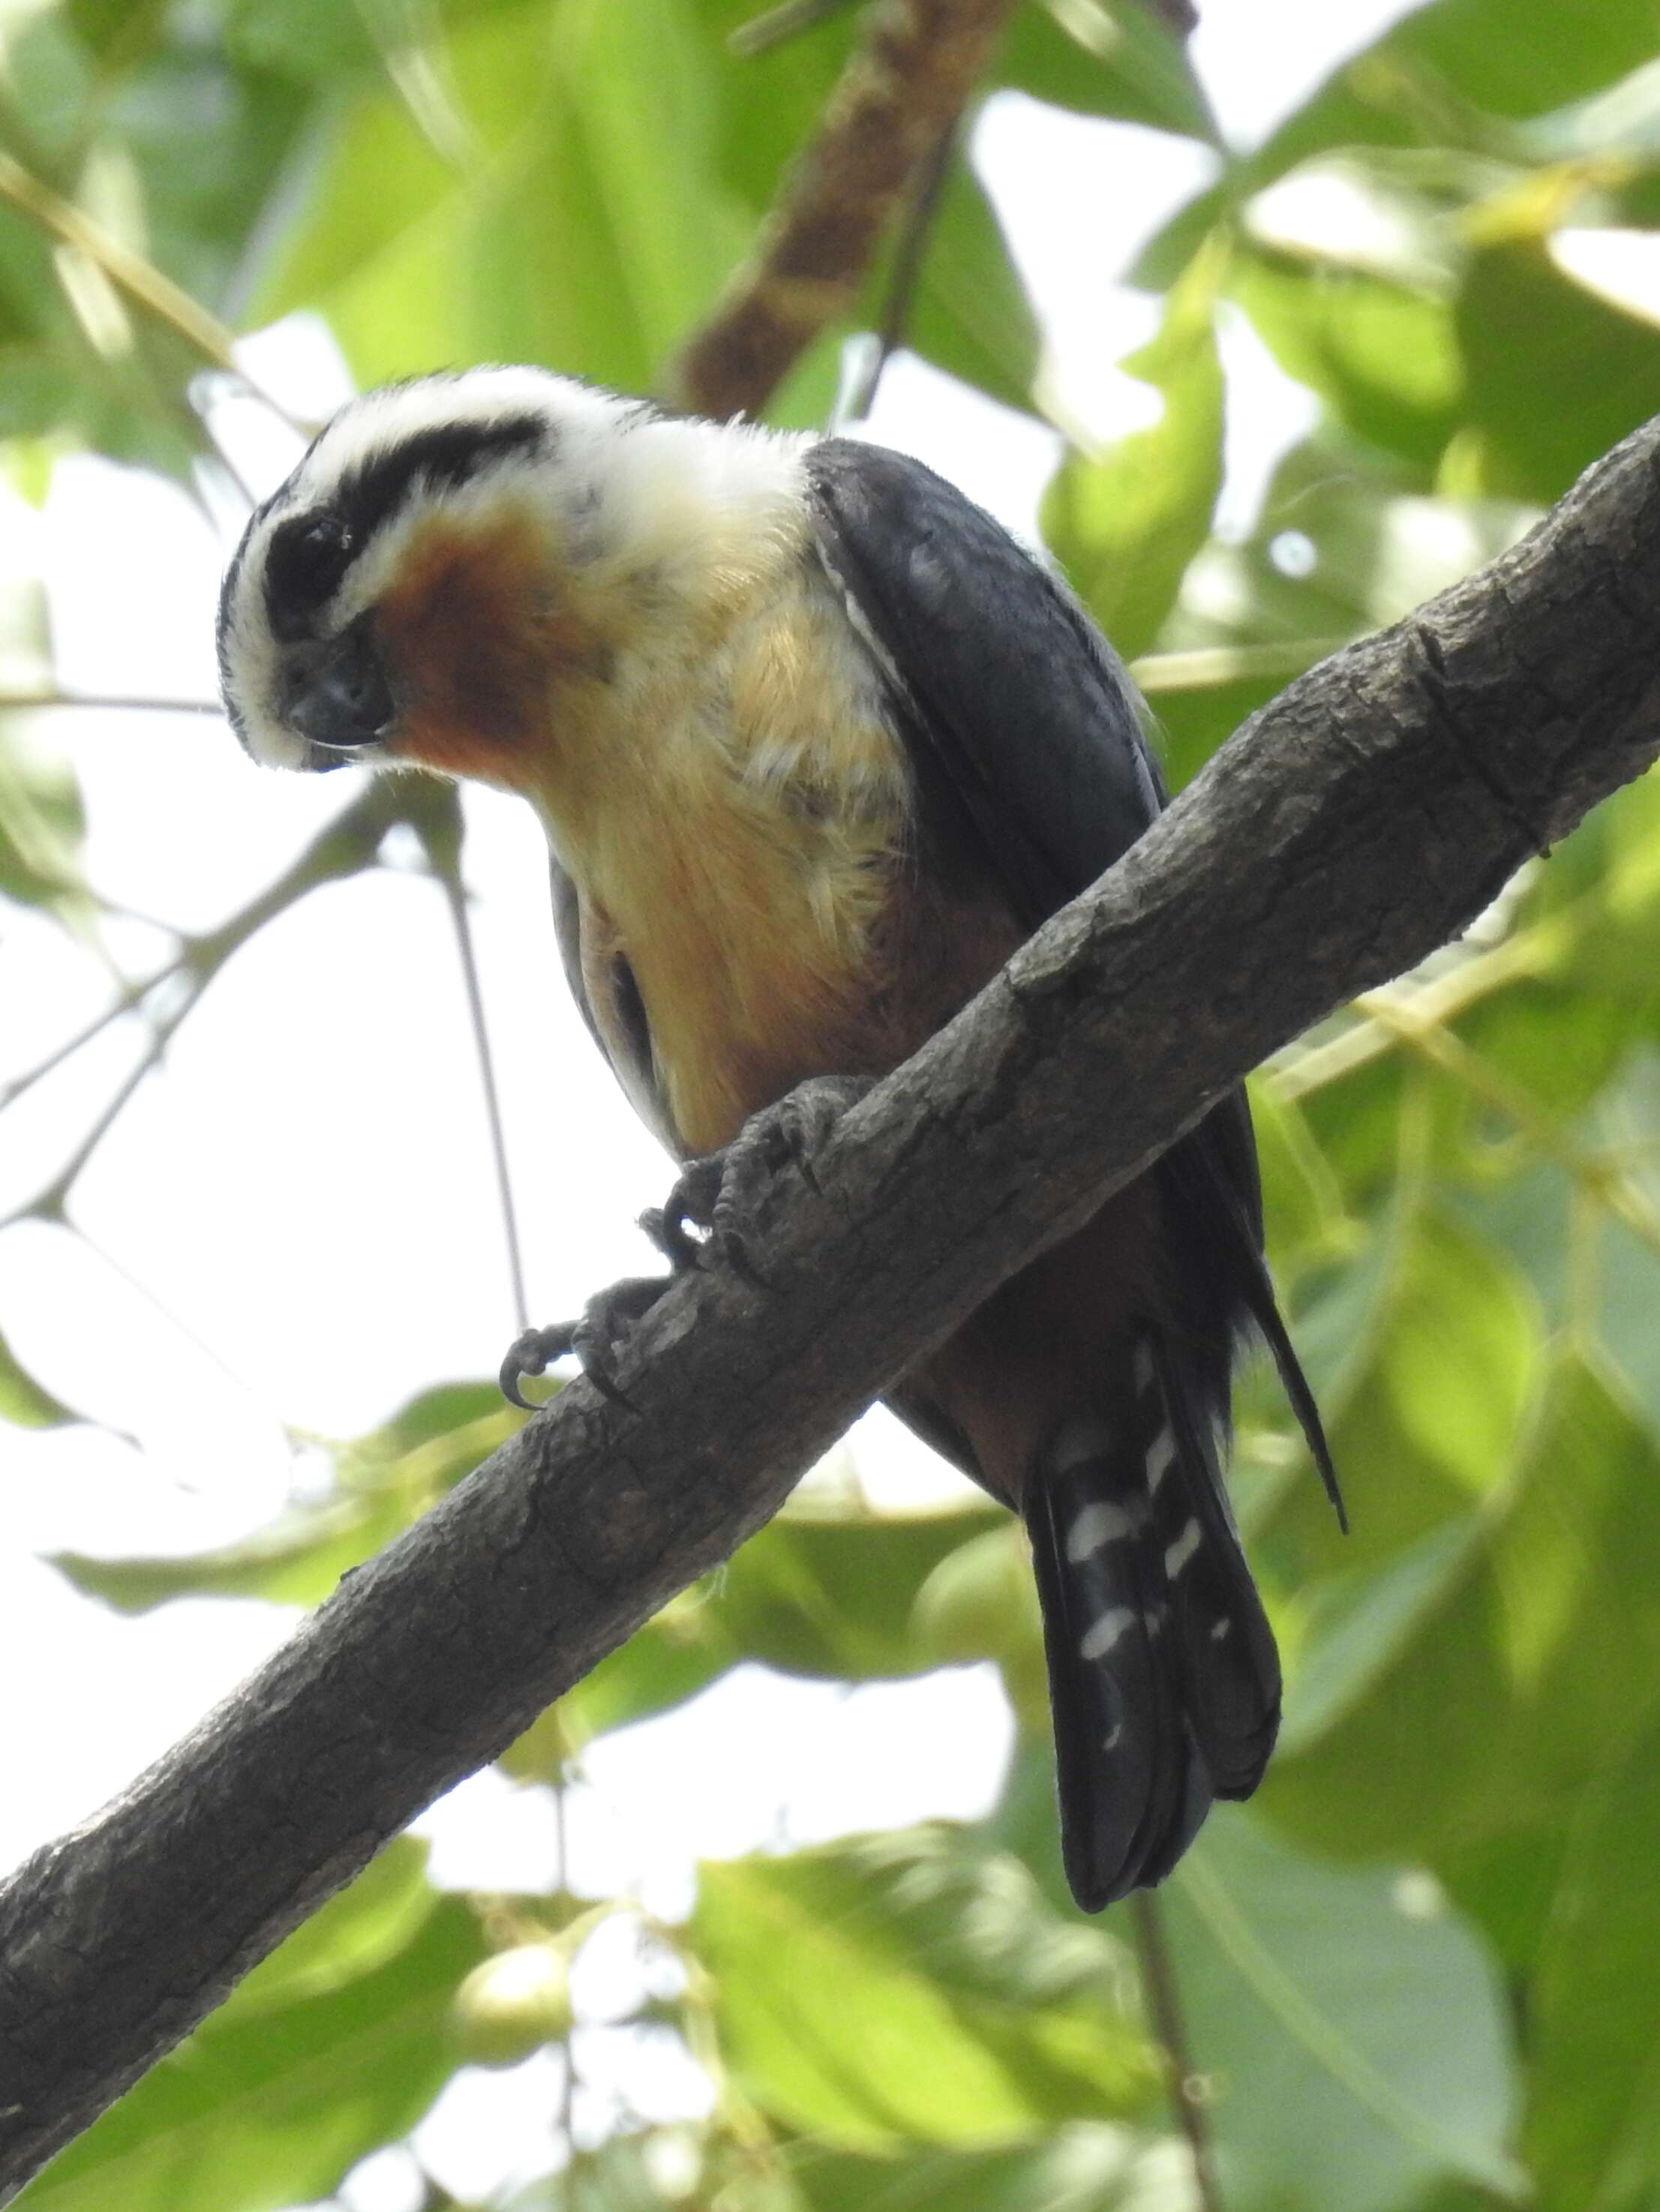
xmin=7 ymin=0 xmax=1660 ymax=2207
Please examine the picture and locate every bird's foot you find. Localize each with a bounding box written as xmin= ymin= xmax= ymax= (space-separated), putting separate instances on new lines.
xmin=645 ymin=1074 xmax=876 ymax=1286
xmin=499 ymin=1273 xmax=668 ymax=1412
xmin=499 ymin=1076 xmax=874 ymax=1411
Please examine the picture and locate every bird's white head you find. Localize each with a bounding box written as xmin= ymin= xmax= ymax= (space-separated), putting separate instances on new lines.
xmin=216 ymin=367 xmax=807 ymax=791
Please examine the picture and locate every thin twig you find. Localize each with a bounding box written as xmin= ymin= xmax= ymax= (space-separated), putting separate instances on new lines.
xmin=553 ymin=1778 xmax=577 ymax=2200
xmin=1133 ymin=1892 xmax=1224 ymax=2212
xmin=668 ymin=0 xmax=1022 ymax=419
xmin=0 ymin=786 xmax=400 ymax=1221
xmin=0 ymin=151 xmax=304 ymax=431
xmin=0 ymin=986 xmax=203 ymax=1230
xmin=436 ymin=867 xmax=530 ymax=1336
xmin=70 ymin=1221 xmax=273 ymax=1437
xmin=0 ymin=951 xmax=188 ymax=1110
xmin=1269 ymin=910 xmax=1566 ymax=1102
xmin=842 ymin=119 xmax=956 ymax=425
xmin=0 ymin=691 xmax=222 ymax=715
xmin=1129 ymin=638 xmax=1353 ymax=698
xmin=1355 ymin=993 xmax=1660 ymax=1262
xmin=728 ymin=0 xmax=857 ymax=57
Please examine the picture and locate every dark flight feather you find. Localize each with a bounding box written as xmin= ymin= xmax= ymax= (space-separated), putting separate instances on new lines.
xmin=806 ymin=439 xmax=1331 ymax=1903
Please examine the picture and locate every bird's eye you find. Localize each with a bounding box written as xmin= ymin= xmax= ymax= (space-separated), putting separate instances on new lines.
xmin=267 ymin=511 xmax=356 ymax=635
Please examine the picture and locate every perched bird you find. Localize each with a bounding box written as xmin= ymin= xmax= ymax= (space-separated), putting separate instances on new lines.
xmin=218 ymin=368 xmax=1338 ymax=1910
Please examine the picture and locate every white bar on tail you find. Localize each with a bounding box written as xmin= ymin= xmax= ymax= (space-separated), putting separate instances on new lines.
xmin=1080 ymin=1606 xmax=1135 ymax=1661
xmin=1164 ymin=1518 xmax=1202 ymax=1579
xmin=1066 ymin=1501 xmax=1137 ymax=1560
xmin=1145 ymin=1427 xmax=1178 ymax=1491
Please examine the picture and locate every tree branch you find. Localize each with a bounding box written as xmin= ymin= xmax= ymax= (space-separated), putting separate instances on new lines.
xmin=668 ymin=0 xmax=1021 ymax=418
xmin=5 ymin=415 xmax=1660 ymax=2194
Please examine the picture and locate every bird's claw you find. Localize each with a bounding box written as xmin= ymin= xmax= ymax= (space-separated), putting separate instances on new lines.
xmin=503 ymin=1077 xmax=874 ymax=1410
xmin=498 ymin=1274 xmax=668 ymax=1412
xmin=644 ymin=1075 xmax=875 ymax=1287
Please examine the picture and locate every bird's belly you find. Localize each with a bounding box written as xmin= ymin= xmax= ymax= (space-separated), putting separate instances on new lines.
xmin=578 ymin=782 xmax=1023 ymax=1160
xmin=605 ymin=805 xmax=908 ymax=1157
xmin=535 ymin=561 xmax=1023 ymax=1156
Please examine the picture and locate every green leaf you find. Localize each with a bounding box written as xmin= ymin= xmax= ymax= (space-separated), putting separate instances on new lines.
xmin=216 ymin=1838 xmax=437 ymax=2016
xmin=1256 ymin=0 xmax=1660 ymax=186
xmin=101 ymin=43 xmax=313 ymax=315
xmin=895 ymin=155 xmax=1040 ymax=419
xmin=1277 ymin=1517 xmax=1478 ymax=1756
xmin=52 ymin=1497 xmax=401 ymax=1613
xmin=257 ymin=0 xmax=747 ymax=390
xmin=783 ymin=2126 xmax=1163 ymax=2212
xmin=701 ymin=0 xmax=860 ymax=214
xmin=1000 ymin=0 xmax=1218 ymax=143
xmin=224 ymin=0 xmax=381 ymax=79
xmin=717 ymin=1504 xmax=1007 ymax=1680
xmin=691 ymin=1831 xmax=1155 ymax=2149
xmin=17 ymin=1891 xmax=485 ymax=2212
xmin=527 ymin=0 xmax=744 ymax=374
xmin=65 ymin=0 xmax=171 ymax=65
xmin=1456 ymin=236 xmax=1660 ymax=504
xmin=1395 ymin=0 xmax=1660 ymax=123
xmin=1526 ymin=1694 xmax=1660 ymax=2210
xmin=347 ymin=1377 xmax=509 ymax=1463
xmin=0 ymin=1325 xmax=78 ymax=1429
xmin=0 ymin=10 xmax=95 ymax=167
xmin=1266 ymin=1355 xmax=1660 ymax=1864
xmin=1172 ymin=431 xmax=1535 ymax=656
xmin=562 ymin=1502 xmax=1004 ymax=1747
xmin=1248 ymin=1080 xmax=1358 ymax=1291
xmin=1042 ymin=242 xmax=1223 ymax=661
xmin=1266 ymin=1203 xmax=1540 ymax=1589
xmin=1231 ymin=244 xmax=1463 ymax=469
xmin=1135 ymin=0 xmax=1660 ymax=287
xmin=54 ymin=1381 xmax=517 ymax=1612
xmin=1166 ymin=1809 xmax=1522 ymax=2211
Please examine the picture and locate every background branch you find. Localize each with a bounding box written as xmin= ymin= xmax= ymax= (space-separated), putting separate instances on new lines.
xmin=5 ymin=413 xmax=1660 ymax=2195
xmin=1133 ymin=1893 xmax=1224 ymax=2212
xmin=668 ymin=0 xmax=1022 ymax=417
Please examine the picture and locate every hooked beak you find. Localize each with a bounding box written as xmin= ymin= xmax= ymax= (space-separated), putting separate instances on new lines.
xmin=281 ymin=614 xmax=395 ymax=752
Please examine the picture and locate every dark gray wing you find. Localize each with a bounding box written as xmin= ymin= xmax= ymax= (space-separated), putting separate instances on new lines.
xmin=549 ymin=854 xmax=680 ymax=1157
xmin=806 ymin=440 xmax=1163 ymax=927
xmin=550 ymin=854 xmax=602 ymax=1053
xmin=805 ymin=438 xmax=1338 ymax=1517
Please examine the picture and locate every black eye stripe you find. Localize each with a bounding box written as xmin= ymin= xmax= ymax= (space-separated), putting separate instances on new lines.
xmin=257 ymin=411 xmax=551 ymax=644
xmin=334 ymin=413 xmax=551 ymax=544
xmin=266 ymin=513 xmax=356 ymax=642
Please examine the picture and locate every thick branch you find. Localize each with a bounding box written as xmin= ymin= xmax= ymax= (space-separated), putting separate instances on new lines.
xmin=5 ymin=417 xmax=1660 ymax=2193
xmin=668 ymin=0 xmax=1020 ymax=417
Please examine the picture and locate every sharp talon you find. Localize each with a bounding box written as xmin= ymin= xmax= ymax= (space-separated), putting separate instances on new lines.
xmin=577 ymin=1356 xmax=637 ymax=1412
xmin=713 ymin=1228 xmax=766 ymax=1290
xmin=500 ymin=1325 xmax=571 ymax=1411
xmin=570 ymin=1313 xmax=634 ymax=1411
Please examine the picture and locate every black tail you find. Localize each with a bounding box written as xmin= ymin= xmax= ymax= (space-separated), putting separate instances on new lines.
xmin=1025 ymin=1329 xmax=1281 ymax=1911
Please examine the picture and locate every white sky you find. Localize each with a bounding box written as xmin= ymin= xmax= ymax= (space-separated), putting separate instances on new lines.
xmin=1 ymin=5 xmax=1453 ymax=2201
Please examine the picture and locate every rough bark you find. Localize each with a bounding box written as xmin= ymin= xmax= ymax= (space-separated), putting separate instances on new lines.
xmin=3 ymin=414 xmax=1659 ymax=2197
xmin=668 ymin=0 xmax=1021 ymax=417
